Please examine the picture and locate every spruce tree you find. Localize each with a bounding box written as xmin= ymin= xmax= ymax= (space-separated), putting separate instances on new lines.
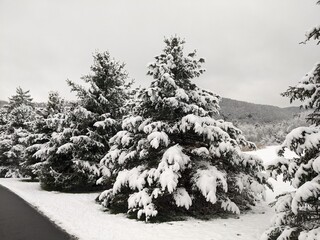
xmin=46 ymin=91 xmax=65 ymax=115
xmin=0 ymin=87 xmax=35 ymax=177
xmin=97 ymin=36 xmax=268 ymax=221
xmin=262 ymin=4 xmax=320 ymax=239
xmin=5 ymin=86 xmax=34 ymax=112
xmin=21 ymin=92 xmax=65 ymax=179
xmin=34 ymin=51 xmax=131 ymax=191
xmin=0 ymin=128 xmax=29 ymax=177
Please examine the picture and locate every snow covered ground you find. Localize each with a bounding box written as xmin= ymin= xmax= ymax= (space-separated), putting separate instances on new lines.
xmin=0 ymin=146 xmax=294 ymax=240
xmin=252 ymin=146 xmax=296 ymax=203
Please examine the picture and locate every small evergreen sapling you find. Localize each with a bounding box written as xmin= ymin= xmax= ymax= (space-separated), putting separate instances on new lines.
xmin=97 ymin=37 xmax=268 ymax=221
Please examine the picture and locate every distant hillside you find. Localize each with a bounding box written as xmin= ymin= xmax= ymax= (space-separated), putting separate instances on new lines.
xmin=218 ymin=98 xmax=303 ymax=124
xmin=0 ymin=97 xmax=304 ymax=124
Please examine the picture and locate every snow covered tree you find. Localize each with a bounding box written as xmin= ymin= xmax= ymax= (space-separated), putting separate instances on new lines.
xmin=21 ymin=92 xmax=66 ymax=179
xmin=0 ymin=128 xmax=30 ymax=178
xmin=34 ymin=51 xmax=131 ymax=191
xmin=6 ymin=104 xmax=35 ymax=131
xmin=67 ymin=51 xmax=131 ymax=117
xmin=46 ymin=91 xmax=65 ymax=115
xmin=262 ymin=7 xmax=320 ymax=240
xmin=0 ymin=87 xmax=35 ymax=177
xmin=34 ymin=106 xmax=98 ymax=190
xmin=97 ymin=36 xmax=268 ymax=221
xmin=5 ymin=86 xmax=34 ymax=112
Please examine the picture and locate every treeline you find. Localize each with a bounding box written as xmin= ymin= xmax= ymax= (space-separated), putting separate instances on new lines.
xmin=219 ymin=98 xmax=302 ymax=124
xmin=0 ymin=37 xmax=268 ymax=221
xmin=0 ymin=19 xmax=319 ymax=238
xmin=238 ymin=114 xmax=309 ymax=148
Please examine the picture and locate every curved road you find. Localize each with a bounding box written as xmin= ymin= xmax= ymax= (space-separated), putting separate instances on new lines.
xmin=0 ymin=185 xmax=74 ymax=240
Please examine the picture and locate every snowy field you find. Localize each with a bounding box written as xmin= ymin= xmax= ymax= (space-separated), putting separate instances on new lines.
xmin=0 ymin=146 xmax=295 ymax=240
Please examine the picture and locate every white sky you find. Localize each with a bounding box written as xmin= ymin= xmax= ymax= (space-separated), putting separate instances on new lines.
xmin=0 ymin=0 xmax=319 ymax=107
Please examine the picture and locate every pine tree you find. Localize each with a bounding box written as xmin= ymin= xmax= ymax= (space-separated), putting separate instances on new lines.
xmin=0 ymin=128 xmax=29 ymax=177
xmin=46 ymin=91 xmax=65 ymax=115
xmin=97 ymin=36 xmax=268 ymax=221
xmin=67 ymin=51 xmax=131 ymax=117
xmin=21 ymin=92 xmax=66 ymax=179
xmin=0 ymin=87 xmax=35 ymax=177
xmin=262 ymin=4 xmax=320 ymax=239
xmin=34 ymin=51 xmax=131 ymax=191
xmin=5 ymin=86 xmax=34 ymax=112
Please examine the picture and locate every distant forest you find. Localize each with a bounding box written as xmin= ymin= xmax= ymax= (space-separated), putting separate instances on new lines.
xmin=0 ymin=97 xmax=302 ymax=125
xmin=218 ymin=98 xmax=302 ymax=124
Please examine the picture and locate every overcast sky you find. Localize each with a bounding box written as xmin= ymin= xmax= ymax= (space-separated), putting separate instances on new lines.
xmin=0 ymin=0 xmax=319 ymax=107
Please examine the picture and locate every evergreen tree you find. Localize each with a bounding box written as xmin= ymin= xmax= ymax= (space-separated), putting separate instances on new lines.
xmin=34 ymin=51 xmax=131 ymax=191
xmin=262 ymin=4 xmax=320 ymax=239
xmin=0 ymin=87 xmax=35 ymax=177
xmin=97 ymin=37 xmax=268 ymax=221
xmin=67 ymin=51 xmax=131 ymax=117
xmin=5 ymin=86 xmax=34 ymax=112
xmin=0 ymin=128 xmax=29 ymax=177
xmin=46 ymin=91 xmax=65 ymax=115
xmin=21 ymin=92 xmax=65 ymax=179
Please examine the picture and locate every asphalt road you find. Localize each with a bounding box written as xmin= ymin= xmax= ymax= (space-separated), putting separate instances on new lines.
xmin=0 ymin=185 xmax=74 ymax=240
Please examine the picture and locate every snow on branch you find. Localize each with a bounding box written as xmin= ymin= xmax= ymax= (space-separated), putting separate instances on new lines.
xmin=281 ymin=126 xmax=320 ymax=155
xmin=147 ymin=131 xmax=169 ymax=149
xmin=56 ymin=142 xmax=73 ymax=154
xmin=220 ymin=198 xmax=240 ymax=214
xmin=122 ymin=116 xmax=143 ymax=132
xmin=112 ymin=166 xmax=149 ymax=194
xmin=128 ymin=189 xmax=158 ymax=221
xmin=93 ymin=117 xmax=116 ymax=129
xmin=173 ymin=187 xmax=192 ymax=209
xmin=109 ymin=130 xmax=133 ymax=147
xmin=193 ymin=164 xmax=227 ymax=204
xmin=291 ymin=181 xmax=320 ymax=214
xmin=156 ymin=144 xmax=190 ymax=193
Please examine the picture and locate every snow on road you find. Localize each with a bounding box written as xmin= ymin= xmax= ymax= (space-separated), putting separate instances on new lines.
xmin=0 ymin=146 xmax=293 ymax=240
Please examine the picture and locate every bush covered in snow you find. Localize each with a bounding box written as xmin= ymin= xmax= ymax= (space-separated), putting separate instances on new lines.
xmin=262 ymin=16 xmax=320 ymax=240
xmin=97 ymin=36 xmax=268 ymax=221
